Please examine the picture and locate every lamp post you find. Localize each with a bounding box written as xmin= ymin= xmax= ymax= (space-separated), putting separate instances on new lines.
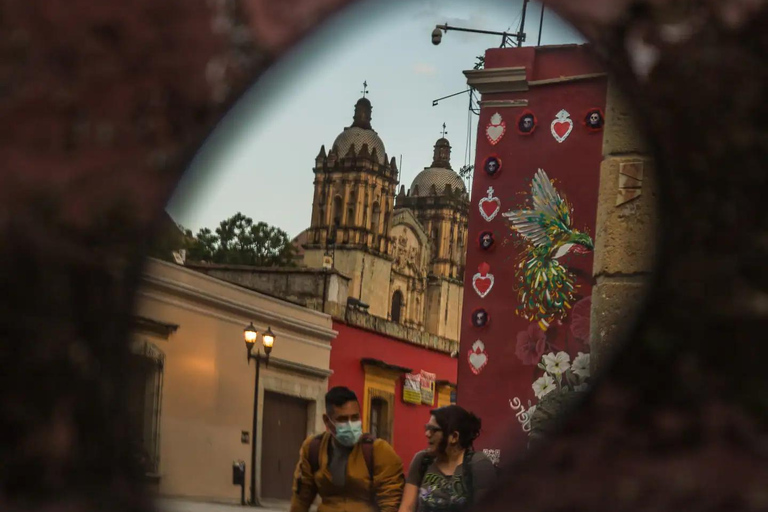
xmin=243 ymin=322 xmax=276 ymax=507
xmin=431 ymin=0 xmax=530 ymax=48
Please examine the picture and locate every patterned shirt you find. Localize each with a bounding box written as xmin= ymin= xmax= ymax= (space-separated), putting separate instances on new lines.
xmin=406 ymin=450 xmax=497 ymax=512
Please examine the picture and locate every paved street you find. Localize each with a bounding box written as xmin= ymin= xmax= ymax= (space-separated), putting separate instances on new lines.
xmin=156 ymin=498 xmax=290 ymax=512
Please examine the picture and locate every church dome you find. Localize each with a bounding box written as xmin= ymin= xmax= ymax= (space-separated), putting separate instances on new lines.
xmin=409 ymin=136 xmax=465 ymax=196
xmin=410 ymin=167 xmax=466 ymax=196
xmin=331 ymin=97 xmax=386 ymax=164
xmin=333 ymin=127 xmax=387 ymax=164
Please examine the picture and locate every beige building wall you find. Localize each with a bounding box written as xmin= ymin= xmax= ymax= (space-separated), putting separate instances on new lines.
xmin=305 ymin=248 xmax=393 ymax=318
xmin=389 ymin=218 xmax=430 ymax=327
xmin=357 ymin=252 xmax=394 ymax=317
xmin=134 ymin=258 xmax=335 ymax=504
xmin=427 ymin=279 xmax=463 ymax=342
xmin=591 ymin=80 xmax=657 ymax=373
xmin=445 ymin=281 xmax=463 ymax=341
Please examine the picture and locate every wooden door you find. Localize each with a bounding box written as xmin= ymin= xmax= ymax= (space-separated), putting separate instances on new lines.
xmin=261 ymin=391 xmax=309 ymax=500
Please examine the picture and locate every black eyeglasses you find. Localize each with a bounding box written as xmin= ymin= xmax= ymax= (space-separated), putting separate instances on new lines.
xmin=425 ymin=424 xmax=442 ymax=434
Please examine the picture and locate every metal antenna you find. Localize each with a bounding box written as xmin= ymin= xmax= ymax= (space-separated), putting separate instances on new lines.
xmin=537 ymin=4 xmax=545 ymax=46
xmin=516 ymin=0 xmax=530 ymax=47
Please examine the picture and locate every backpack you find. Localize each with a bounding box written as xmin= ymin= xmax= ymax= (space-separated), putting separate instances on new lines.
xmin=308 ymin=432 xmax=376 ymax=491
xmin=417 ymin=450 xmax=475 ymax=505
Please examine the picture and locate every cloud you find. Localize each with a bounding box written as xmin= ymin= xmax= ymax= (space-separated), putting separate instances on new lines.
xmin=412 ymin=62 xmax=438 ymax=75
xmin=414 ymin=0 xmax=443 ymax=20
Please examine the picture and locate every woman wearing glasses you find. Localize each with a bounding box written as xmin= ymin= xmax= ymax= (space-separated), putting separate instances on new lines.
xmin=398 ymin=405 xmax=497 ymax=512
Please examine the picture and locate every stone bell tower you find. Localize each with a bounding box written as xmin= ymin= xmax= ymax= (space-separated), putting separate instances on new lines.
xmin=302 ymin=92 xmax=400 ymax=318
xmin=395 ymin=136 xmax=470 ymax=280
xmin=304 ymin=96 xmax=399 ymax=256
xmin=394 ymin=135 xmax=469 ymax=340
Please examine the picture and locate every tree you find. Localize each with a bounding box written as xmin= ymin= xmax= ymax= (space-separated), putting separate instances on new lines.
xmin=182 ymin=213 xmax=297 ymax=267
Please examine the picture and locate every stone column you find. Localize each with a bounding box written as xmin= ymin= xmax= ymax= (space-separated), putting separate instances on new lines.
xmin=590 ymin=80 xmax=658 ymax=375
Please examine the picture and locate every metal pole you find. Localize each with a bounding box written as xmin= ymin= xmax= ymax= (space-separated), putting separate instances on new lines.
xmin=250 ymin=354 xmax=261 ymax=506
xmin=537 ymin=4 xmax=545 ymax=46
xmin=438 ymin=23 xmax=512 ymax=37
xmin=517 ymin=0 xmax=530 ymax=47
xmin=432 ymin=89 xmax=472 ymax=106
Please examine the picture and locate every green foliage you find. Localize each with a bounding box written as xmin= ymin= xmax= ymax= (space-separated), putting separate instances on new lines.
xmin=183 ymin=212 xmax=297 ymax=267
xmin=473 ymin=55 xmax=485 ymax=70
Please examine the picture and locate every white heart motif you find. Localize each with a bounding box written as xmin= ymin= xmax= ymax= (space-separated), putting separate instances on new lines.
xmin=472 ymin=272 xmax=494 ymax=298
xmin=486 ymin=112 xmax=506 ymax=145
xmin=478 ymin=186 xmax=501 ymax=222
xmin=468 ymin=340 xmax=488 ymax=375
xmin=550 ymin=109 xmax=574 ymax=143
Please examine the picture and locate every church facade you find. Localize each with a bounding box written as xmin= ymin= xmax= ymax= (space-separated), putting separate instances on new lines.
xmin=299 ymin=96 xmax=469 ymax=341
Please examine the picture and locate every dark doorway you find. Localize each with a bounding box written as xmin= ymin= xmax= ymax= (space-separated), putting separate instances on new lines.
xmin=261 ymin=391 xmax=309 ymax=500
xmin=371 ymin=202 xmax=381 ymax=234
xmin=333 ymin=196 xmax=343 ymax=227
xmin=391 ymin=290 xmax=403 ymax=323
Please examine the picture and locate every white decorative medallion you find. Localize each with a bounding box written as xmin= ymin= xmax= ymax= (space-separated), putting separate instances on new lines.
xmin=478 ymin=187 xmax=501 ymax=222
xmin=468 ymin=340 xmax=489 ymax=375
xmin=472 ymin=262 xmax=495 ymax=298
xmin=485 ymin=112 xmax=506 ymax=145
xmin=550 ymin=109 xmax=574 ymax=143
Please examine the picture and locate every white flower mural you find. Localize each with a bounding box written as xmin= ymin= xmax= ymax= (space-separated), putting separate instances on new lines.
xmin=543 ymin=351 xmax=571 ymax=375
xmin=572 ymin=352 xmax=590 ymax=379
xmin=532 ymin=374 xmax=557 ymax=399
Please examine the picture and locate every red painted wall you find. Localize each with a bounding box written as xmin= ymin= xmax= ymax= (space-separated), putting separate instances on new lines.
xmin=329 ymin=321 xmax=457 ymax=468
xmin=458 ymin=45 xmax=607 ymax=459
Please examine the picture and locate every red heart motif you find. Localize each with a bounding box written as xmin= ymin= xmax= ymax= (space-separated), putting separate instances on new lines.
xmin=474 ymin=276 xmax=492 ymax=296
xmin=552 ymin=121 xmax=571 ymax=139
xmin=480 ymin=198 xmax=500 ymax=220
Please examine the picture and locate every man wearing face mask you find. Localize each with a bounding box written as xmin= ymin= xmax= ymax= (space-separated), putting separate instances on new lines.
xmin=290 ymin=386 xmax=404 ymax=512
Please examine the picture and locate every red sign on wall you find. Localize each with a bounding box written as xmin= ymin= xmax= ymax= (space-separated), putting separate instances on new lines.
xmin=458 ymin=45 xmax=608 ymax=456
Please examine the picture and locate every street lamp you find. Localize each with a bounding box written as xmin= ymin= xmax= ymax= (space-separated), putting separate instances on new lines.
xmin=431 ymin=1 xmax=531 ymax=48
xmin=431 ymin=22 xmax=522 ymax=48
xmin=242 ymin=322 xmax=276 ymax=506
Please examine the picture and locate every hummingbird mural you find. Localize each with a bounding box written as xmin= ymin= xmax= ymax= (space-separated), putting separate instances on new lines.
xmin=502 ymin=169 xmax=593 ymax=331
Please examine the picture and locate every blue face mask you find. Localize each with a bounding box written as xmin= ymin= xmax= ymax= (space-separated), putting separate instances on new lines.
xmin=334 ymin=420 xmax=363 ymax=447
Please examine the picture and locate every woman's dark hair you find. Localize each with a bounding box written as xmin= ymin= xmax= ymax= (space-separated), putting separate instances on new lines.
xmin=430 ymin=405 xmax=482 ymax=450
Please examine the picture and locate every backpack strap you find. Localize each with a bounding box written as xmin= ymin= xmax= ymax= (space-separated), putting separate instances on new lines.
xmin=308 ymin=433 xmax=325 ymax=474
xmin=297 ymin=433 xmax=325 ymax=496
xmin=462 ymin=450 xmax=475 ymax=505
xmin=360 ymin=433 xmax=377 ymax=505
xmin=417 ymin=452 xmax=435 ymax=486
xmin=360 ymin=433 xmax=375 ymax=483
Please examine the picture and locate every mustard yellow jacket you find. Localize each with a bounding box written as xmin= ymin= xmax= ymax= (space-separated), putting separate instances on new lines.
xmin=290 ymin=432 xmax=404 ymax=512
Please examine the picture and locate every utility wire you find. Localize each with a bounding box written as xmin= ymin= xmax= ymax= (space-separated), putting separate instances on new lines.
xmin=466 ymin=96 xmax=474 ymax=196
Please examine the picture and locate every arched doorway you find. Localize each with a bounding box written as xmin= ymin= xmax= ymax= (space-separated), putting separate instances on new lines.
xmin=391 ymin=290 xmax=403 ymax=323
xmin=371 ymin=201 xmax=381 ymax=234
xmin=333 ymin=196 xmax=343 ymax=227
